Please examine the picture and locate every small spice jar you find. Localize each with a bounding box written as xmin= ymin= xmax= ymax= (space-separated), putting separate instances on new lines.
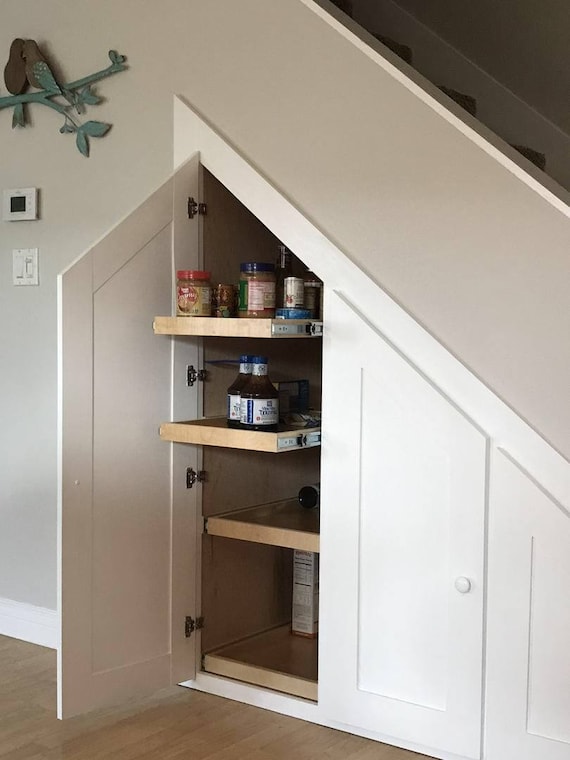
xmin=213 ymin=283 xmax=236 ymax=318
xmin=176 ymin=270 xmax=212 ymax=316
xmin=239 ymin=263 xmax=276 ymax=319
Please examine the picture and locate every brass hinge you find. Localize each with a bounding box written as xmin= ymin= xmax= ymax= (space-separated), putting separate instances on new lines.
xmin=187 ymin=197 xmax=207 ymax=219
xmin=186 ymin=468 xmax=207 ymax=489
xmin=185 ymin=615 xmax=204 ymax=638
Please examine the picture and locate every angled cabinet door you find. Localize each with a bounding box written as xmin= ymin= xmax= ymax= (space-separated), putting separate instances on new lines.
xmin=58 ymin=156 xmax=202 ymax=717
xmin=486 ymin=450 xmax=570 ymax=760
xmin=319 ymin=292 xmax=487 ymax=759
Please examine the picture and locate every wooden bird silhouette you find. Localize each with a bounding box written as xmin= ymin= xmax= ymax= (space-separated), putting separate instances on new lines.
xmin=3 ymin=38 xmax=28 ymax=94
xmin=22 ymin=39 xmax=61 ymax=93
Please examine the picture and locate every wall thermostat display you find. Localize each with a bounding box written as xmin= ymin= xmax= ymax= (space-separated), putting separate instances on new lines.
xmin=3 ymin=188 xmax=38 ymax=221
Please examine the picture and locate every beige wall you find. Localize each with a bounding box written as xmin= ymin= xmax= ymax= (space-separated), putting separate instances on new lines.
xmin=0 ymin=0 xmax=568 ymax=610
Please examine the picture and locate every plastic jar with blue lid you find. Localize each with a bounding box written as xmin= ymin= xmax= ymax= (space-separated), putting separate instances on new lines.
xmin=239 ymin=262 xmax=276 ymax=318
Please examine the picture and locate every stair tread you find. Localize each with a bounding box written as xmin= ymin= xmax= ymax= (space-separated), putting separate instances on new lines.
xmin=329 ymin=0 xmax=353 ymax=17
xmin=510 ymin=144 xmax=546 ymax=170
xmin=373 ymin=34 xmax=413 ymax=64
xmin=438 ymin=86 xmax=477 ymax=117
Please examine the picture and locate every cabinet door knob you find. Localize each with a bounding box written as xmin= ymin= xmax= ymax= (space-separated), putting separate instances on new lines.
xmin=454 ymin=576 xmax=472 ymax=594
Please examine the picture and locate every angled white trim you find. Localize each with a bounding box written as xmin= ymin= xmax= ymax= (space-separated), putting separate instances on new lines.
xmin=0 ymin=597 xmax=58 ymax=649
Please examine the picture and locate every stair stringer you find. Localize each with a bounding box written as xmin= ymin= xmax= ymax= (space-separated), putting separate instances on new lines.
xmin=310 ymin=0 xmax=570 ymax=204
xmin=348 ymin=0 xmax=570 ymax=192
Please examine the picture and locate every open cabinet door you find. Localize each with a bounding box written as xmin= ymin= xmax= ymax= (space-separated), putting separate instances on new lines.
xmin=57 ymin=156 xmax=202 ymax=718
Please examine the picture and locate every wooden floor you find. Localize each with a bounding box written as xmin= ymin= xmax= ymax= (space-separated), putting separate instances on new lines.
xmin=0 ymin=635 xmax=433 ymax=759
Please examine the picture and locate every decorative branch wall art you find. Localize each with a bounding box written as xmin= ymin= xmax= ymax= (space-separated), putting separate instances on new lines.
xmin=1 ymin=40 xmax=128 ymax=157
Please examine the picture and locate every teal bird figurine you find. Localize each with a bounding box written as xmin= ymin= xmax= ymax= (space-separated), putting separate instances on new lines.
xmin=22 ymin=39 xmax=61 ymax=93
xmin=4 ymin=38 xmax=28 ymax=94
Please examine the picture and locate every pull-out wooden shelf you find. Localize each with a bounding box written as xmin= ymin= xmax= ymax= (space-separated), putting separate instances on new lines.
xmin=206 ymin=499 xmax=320 ymax=552
xmin=160 ymin=417 xmax=321 ymax=452
xmin=203 ymin=625 xmax=318 ymax=701
xmin=153 ymin=316 xmax=322 ymax=339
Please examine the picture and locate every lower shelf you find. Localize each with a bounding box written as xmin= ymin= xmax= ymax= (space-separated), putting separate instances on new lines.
xmin=203 ymin=624 xmax=318 ymax=701
xmin=206 ymin=499 xmax=320 ymax=552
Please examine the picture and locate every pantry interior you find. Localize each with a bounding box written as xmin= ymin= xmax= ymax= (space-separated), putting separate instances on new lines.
xmin=154 ymin=167 xmax=324 ymax=701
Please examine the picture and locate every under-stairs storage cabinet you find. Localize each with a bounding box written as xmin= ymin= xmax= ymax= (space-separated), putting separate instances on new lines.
xmin=59 ymin=158 xmax=487 ymax=760
xmin=61 ymin=113 xmax=569 ymax=760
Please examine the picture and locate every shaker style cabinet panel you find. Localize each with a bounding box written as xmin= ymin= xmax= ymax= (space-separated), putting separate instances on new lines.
xmin=486 ymin=450 xmax=570 ymax=760
xmin=319 ymin=292 xmax=487 ymax=759
xmin=58 ymin=160 xmax=202 ymax=718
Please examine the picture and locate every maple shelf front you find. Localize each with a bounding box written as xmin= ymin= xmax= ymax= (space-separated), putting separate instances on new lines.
xmin=159 ymin=417 xmax=321 ymax=453
xmin=153 ymin=316 xmax=322 ymax=339
xmin=206 ymin=499 xmax=320 ymax=552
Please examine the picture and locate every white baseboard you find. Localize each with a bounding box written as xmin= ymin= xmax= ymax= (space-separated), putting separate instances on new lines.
xmin=0 ymin=597 xmax=58 ymax=649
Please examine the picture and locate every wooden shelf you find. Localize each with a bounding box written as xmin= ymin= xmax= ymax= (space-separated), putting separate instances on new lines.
xmin=160 ymin=417 xmax=321 ymax=452
xmin=153 ymin=316 xmax=322 ymax=339
xmin=203 ymin=625 xmax=318 ymax=701
xmin=206 ymin=499 xmax=320 ymax=552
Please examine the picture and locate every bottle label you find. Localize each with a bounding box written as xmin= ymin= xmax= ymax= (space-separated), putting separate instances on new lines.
xmin=227 ymin=392 xmax=241 ymax=421
xmin=241 ymin=398 xmax=279 ymax=426
xmin=176 ymin=284 xmax=212 ymax=316
xmin=284 ymin=277 xmax=304 ymax=308
xmin=247 ymin=281 xmax=276 ymax=311
xmin=238 ymin=280 xmax=248 ymax=312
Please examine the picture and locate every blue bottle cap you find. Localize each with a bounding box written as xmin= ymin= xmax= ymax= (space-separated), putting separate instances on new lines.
xmin=251 ymin=355 xmax=268 ymax=364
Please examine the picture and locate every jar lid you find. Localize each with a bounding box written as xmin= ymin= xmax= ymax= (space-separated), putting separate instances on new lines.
xmin=240 ymin=262 xmax=275 ymax=273
xmin=177 ymin=270 xmax=211 ymax=280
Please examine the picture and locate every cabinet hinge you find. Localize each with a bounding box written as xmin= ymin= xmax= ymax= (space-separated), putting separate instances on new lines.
xmin=186 ymin=365 xmax=208 ymax=387
xmin=187 ymin=197 xmax=207 ymax=219
xmin=186 ymin=468 xmax=207 ymax=489
xmin=185 ymin=615 xmax=204 ymax=638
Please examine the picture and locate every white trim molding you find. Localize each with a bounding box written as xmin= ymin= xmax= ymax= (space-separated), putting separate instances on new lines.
xmin=0 ymin=597 xmax=57 ymax=649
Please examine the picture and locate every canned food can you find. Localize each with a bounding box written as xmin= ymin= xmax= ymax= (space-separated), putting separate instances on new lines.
xmin=284 ymin=277 xmax=304 ymax=308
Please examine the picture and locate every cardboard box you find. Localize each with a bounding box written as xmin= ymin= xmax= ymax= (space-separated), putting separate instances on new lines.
xmin=292 ymin=550 xmax=319 ymax=637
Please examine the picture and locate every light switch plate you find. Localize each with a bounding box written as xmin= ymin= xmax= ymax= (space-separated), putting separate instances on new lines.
xmin=13 ymin=248 xmax=39 ymax=286
xmin=3 ymin=188 xmax=38 ymax=221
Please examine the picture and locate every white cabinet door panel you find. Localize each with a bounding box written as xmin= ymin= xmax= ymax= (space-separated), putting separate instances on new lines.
xmin=59 ymin=157 xmax=201 ymax=717
xmin=319 ymin=292 xmax=486 ymax=759
xmin=486 ymin=450 xmax=570 ymax=759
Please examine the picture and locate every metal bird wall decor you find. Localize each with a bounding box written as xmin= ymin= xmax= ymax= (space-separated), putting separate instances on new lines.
xmin=1 ymin=40 xmax=128 ymax=157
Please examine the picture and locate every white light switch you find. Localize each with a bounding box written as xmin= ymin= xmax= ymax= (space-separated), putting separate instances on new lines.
xmin=13 ymin=248 xmax=39 ymax=286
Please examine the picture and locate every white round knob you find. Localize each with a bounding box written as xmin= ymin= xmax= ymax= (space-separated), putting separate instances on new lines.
xmin=455 ymin=577 xmax=472 ymax=594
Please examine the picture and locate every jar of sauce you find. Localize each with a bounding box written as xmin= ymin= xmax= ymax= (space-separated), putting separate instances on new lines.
xmin=176 ymin=270 xmax=212 ymax=316
xmin=239 ymin=263 xmax=276 ymax=319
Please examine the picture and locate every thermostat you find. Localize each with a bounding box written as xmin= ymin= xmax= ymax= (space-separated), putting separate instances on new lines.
xmin=3 ymin=188 xmax=38 ymax=221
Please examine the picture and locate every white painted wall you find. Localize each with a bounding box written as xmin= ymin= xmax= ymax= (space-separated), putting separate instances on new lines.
xmin=1 ymin=0 xmax=568 ymax=612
